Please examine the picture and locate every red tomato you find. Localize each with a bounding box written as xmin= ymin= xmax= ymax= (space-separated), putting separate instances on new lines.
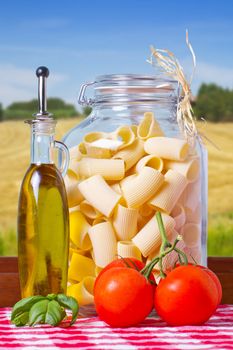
xmin=154 ymin=265 xmax=219 ymax=326
xmin=95 ymin=258 xmax=155 ymax=288
xmin=200 ymin=266 xmax=222 ymax=305
xmin=172 ymin=263 xmax=222 ymax=306
xmin=94 ymin=267 xmax=154 ymax=327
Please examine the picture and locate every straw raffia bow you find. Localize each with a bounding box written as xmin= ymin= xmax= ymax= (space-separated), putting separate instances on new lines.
xmin=147 ymin=30 xmax=199 ymax=148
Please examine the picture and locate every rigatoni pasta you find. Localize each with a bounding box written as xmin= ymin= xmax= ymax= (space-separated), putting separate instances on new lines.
xmin=135 ymin=154 xmax=163 ymax=173
xmin=113 ymin=125 xmax=135 ymax=149
xmin=132 ymin=213 xmax=175 ymax=257
xmin=66 ymin=112 xmax=203 ymax=307
xmin=67 ymin=276 xmax=95 ymax=306
xmin=69 ymin=209 xmax=91 ymax=250
xmin=165 ymin=157 xmax=200 ymax=182
xmin=149 ymin=169 xmax=188 ymax=214
xmin=68 ymin=158 xmax=79 ymax=175
xmin=95 ymin=266 xmax=103 ymax=276
xmin=110 ymin=183 xmax=122 ymax=195
xmin=131 ymin=125 xmax=138 ymax=136
xmin=171 ymin=203 xmax=186 ymax=230
xmin=138 ymin=112 xmax=164 ymax=139
xmin=184 ymin=246 xmax=202 ymax=264
xmin=68 ymin=252 xmax=95 ymax=282
xmin=92 ymin=217 xmax=108 ymax=225
xmin=181 ymin=223 xmax=201 ymax=248
xmin=137 ymin=213 xmax=153 ymax=231
xmin=64 ymin=170 xmax=84 ymax=208
xmin=83 ymin=131 xmax=107 ymax=144
xmin=138 ymin=203 xmax=154 ymax=217
xmin=80 ymin=200 xmax=102 ymax=220
xmin=77 ymin=158 xmax=125 ymax=181
xmin=69 ymin=247 xmax=90 ymax=263
xmin=91 ymin=138 xmax=123 ymax=152
xmin=69 ymin=145 xmax=83 ymax=161
xmin=69 ymin=142 xmax=87 ymax=163
xmin=179 ymin=179 xmax=201 ymax=211
xmin=117 ymin=241 xmax=142 ymax=260
xmin=88 ymin=221 xmax=117 ymax=267
xmin=113 ymin=203 xmax=138 ymax=240
xmin=185 ymin=203 xmax=201 ymax=224
xmin=144 ymin=137 xmax=189 ymax=161
xmin=83 ymin=132 xmax=111 ymax=159
xmin=113 ymin=138 xmax=145 ymax=171
xmin=121 ymin=166 xmax=164 ymax=208
xmin=78 ymin=175 xmax=121 ymax=217
xmin=86 ymin=145 xmax=112 ymax=159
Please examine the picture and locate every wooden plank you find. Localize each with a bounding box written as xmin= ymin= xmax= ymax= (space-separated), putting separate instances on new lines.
xmin=0 ymin=258 xmax=21 ymax=307
xmin=216 ymin=272 xmax=233 ymax=305
xmin=0 ymin=257 xmax=232 ymax=307
xmin=208 ymin=257 xmax=233 ymax=273
xmin=0 ymin=257 xmax=18 ymax=273
xmin=0 ymin=273 xmax=21 ymax=307
xmin=207 ymin=257 xmax=233 ymax=304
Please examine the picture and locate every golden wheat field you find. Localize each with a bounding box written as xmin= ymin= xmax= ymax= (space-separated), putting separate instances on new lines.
xmin=0 ymin=119 xmax=232 ymax=236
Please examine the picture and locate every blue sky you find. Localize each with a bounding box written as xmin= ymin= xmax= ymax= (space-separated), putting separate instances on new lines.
xmin=0 ymin=0 xmax=232 ymax=108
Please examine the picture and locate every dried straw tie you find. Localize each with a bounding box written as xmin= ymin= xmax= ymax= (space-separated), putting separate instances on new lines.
xmin=147 ymin=30 xmax=216 ymax=149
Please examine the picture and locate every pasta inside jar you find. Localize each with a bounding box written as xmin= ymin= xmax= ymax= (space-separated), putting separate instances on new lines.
xmin=62 ymin=74 xmax=208 ymax=314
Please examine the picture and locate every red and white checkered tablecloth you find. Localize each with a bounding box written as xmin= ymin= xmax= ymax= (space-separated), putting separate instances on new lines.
xmin=0 ymin=305 xmax=233 ymax=350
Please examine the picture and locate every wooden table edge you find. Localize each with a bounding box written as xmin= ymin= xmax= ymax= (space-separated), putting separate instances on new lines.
xmin=0 ymin=256 xmax=232 ymax=307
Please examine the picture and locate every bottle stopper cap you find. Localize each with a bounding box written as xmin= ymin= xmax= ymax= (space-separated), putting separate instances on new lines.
xmin=33 ymin=66 xmax=53 ymax=119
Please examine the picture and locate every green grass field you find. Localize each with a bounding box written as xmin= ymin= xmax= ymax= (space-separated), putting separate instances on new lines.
xmin=0 ymin=119 xmax=232 ymax=256
xmin=208 ymin=212 xmax=233 ymax=256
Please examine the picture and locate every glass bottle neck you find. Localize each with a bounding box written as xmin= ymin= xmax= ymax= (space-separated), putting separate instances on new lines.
xmin=31 ymin=132 xmax=54 ymax=165
xmin=27 ymin=119 xmax=56 ymax=165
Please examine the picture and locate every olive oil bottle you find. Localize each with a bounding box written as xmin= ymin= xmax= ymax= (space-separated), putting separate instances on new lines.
xmin=17 ymin=67 xmax=70 ymax=298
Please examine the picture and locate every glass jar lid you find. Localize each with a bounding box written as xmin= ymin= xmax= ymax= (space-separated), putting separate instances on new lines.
xmin=78 ymin=74 xmax=179 ymax=106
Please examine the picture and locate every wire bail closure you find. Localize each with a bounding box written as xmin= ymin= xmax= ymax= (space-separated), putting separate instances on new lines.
xmin=78 ymin=81 xmax=96 ymax=106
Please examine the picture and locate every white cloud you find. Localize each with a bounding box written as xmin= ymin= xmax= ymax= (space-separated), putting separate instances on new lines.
xmin=0 ymin=64 xmax=67 ymax=107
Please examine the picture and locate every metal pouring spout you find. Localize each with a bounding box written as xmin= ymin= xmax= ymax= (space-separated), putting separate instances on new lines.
xmin=33 ymin=66 xmax=53 ymax=119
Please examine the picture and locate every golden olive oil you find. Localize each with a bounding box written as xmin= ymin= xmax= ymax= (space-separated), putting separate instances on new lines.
xmin=18 ymin=163 xmax=69 ymax=298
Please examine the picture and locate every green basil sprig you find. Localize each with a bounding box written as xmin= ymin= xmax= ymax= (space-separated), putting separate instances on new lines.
xmin=11 ymin=293 xmax=79 ymax=327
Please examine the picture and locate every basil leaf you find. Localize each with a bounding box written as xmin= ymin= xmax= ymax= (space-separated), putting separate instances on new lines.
xmin=56 ymin=294 xmax=79 ymax=325
xmin=12 ymin=311 xmax=29 ymax=327
xmin=11 ymin=293 xmax=79 ymax=327
xmin=47 ymin=294 xmax=57 ymax=301
xmin=45 ymin=300 xmax=66 ymax=326
xmin=11 ymin=295 xmax=45 ymax=321
xmin=29 ymin=299 xmax=49 ymax=326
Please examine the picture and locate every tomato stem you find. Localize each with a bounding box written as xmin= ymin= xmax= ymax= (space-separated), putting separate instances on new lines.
xmin=190 ymin=254 xmax=198 ymax=265
xmin=143 ymin=258 xmax=159 ymax=279
xmin=115 ymin=255 xmax=132 ymax=268
xmin=174 ymin=247 xmax=188 ymax=265
xmin=141 ymin=237 xmax=180 ymax=278
xmin=156 ymin=212 xmax=172 ymax=252
xmin=140 ymin=212 xmax=188 ymax=281
xmin=156 ymin=211 xmax=172 ymax=278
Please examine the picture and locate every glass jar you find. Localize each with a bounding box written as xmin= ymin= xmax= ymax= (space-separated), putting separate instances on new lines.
xmin=63 ymin=74 xmax=208 ymax=316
